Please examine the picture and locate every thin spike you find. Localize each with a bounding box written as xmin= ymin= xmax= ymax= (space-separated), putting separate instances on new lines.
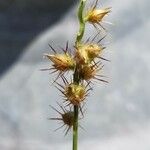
xmin=92 ymin=0 xmax=99 ymax=10
xmin=50 ymin=69 xmax=58 ymax=74
xmin=81 ymin=102 xmax=86 ymax=109
xmin=91 ymin=31 xmax=100 ymax=42
xmin=96 ymin=74 xmax=107 ymax=78
xmin=102 ymin=47 xmax=106 ymax=50
xmin=82 ymin=106 xmax=87 ymax=115
xmin=63 ymin=100 xmax=68 ymax=103
xmin=85 ymin=93 xmax=90 ymax=97
xmin=40 ymin=68 xmax=51 ymax=71
xmin=99 ymin=64 xmax=104 ymax=70
xmin=79 ymin=125 xmax=86 ymax=131
xmin=65 ymin=41 xmax=69 ymax=53
xmin=103 ymin=20 xmax=114 ymax=25
xmin=64 ymin=127 xmax=71 ymax=136
xmin=68 ymin=48 xmax=72 ymax=55
xmin=61 ymin=76 xmax=67 ymax=85
xmin=92 ymin=23 xmax=100 ymax=31
xmin=49 ymin=118 xmax=63 ymax=120
xmin=49 ymin=105 xmax=62 ymax=115
xmin=99 ymin=56 xmax=110 ymax=62
xmin=86 ymin=87 xmax=93 ymax=93
xmin=54 ymin=124 xmax=65 ymax=132
xmin=92 ymin=61 xmax=97 ymax=67
xmin=65 ymin=102 xmax=72 ymax=107
xmin=56 ymin=102 xmax=66 ymax=113
xmin=54 ymin=85 xmax=65 ymax=96
xmin=97 ymin=22 xmax=107 ymax=32
xmin=85 ymin=81 xmax=91 ymax=89
xmin=48 ymin=67 xmax=56 ymax=71
xmin=48 ymin=44 xmax=56 ymax=53
xmin=41 ymin=67 xmax=56 ymax=72
xmin=55 ymin=81 xmax=64 ymax=89
xmin=59 ymin=46 xmax=66 ymax=53
xmin=93 ymin=60 xmax=102 ymax=67
xmin=86 ymin=81 xmax=93 ymax=90
xmin=97 ymin=35 xmax=107 ymax=43
xmin=63 ymin=125 xmax=68 ymax=134
xmin=82 ymin=97 xmax=86 ymax=102
xmin=52 ymin=72 xmax=62 ymax=84
xmin=85 ymin=36 xmax=91 ymax=43
xmin=94 ymin=77 xmax=108 ymax=83
xmin=79 ymin=105 xmax=84 ymax=117
xmin=63 ymin=75 xmax=69 ymax=84
xmin=79 ymin=103 xmax=86 ymax=120
xmin=69 ymin=105 xmax=72 ymax=111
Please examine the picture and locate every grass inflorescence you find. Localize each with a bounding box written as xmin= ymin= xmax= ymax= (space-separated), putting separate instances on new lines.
xmin=43 ymin=0 xmax=112 ymax=150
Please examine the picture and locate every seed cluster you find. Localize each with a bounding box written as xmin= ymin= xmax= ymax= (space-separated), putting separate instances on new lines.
xmin=43 ymin=0 xmax=111 ymax=135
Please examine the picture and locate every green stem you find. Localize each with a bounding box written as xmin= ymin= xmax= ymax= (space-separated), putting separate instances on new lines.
xmin=73 ymin=66 xmax=79 ymax=150
xmin=76 ymin=0 xmax=87 ymax=46
xmin=73 ymin=105 xmax=79 ymax=150
xmin=73 ymin=1 xmax=87 ymax=150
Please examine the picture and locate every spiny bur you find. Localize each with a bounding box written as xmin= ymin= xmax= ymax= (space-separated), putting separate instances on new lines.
xmin=86 ymin=8 xmax=111 ymax=24
xmin=64 ymin=83 xmax=86 ymax=106
xmin=85 ymin=0 xmax=111 ymax=30
xmin=44 ymin=53 xmax=75 ymax=72
xmin=75 ymin=43 xmax=104 ymax=64
xmin=49 ymin=104 xmax=74 ymax=135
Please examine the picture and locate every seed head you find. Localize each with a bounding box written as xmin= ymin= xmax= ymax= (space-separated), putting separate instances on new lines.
xmin=85 ymin=44 xmax=103 ymax=60
xmin=79 ymin=64 xmax=97 ymax=81
xmin=76 ymin=45 xmax=88 ymax=64
xmin=62 ymin=111 xmax=74 ymax=127
xmin=79 ymin=63 xmax=108 ymax=83
xmin=86 ymin=7 xmax=111 ymax=24
xmin=49 ymin=104 xmax=74 ymax=135
xmin=45 ymin=53 xmax=75 ymax=72
xmin=65 ymin=83 xmax=86 ymax=106
xmin=76 ymin=43 xmax=103 ymax=64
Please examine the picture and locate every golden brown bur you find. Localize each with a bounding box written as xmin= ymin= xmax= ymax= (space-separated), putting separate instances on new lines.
xmin=76 ymin=43 xmax=104 ymax=64
xmin=45 ymin=53 xmax=75 ymax=72
xmin=86 ymin=8 xmax=111 ymax=24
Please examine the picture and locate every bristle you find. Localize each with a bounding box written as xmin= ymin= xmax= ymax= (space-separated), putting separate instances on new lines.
xmin=56 ymin=102 xmax=66 ymax=113
xmin=54 ymin=124 xmax=65 ymax=132
xmin=97 ymin=34 xmax=107 ymax=43
xmin=49 ymin=118 xmax=62 ymax=120
xmin=52 ymin=72 xmax=63 ymax=84
xmin=92 ymin=0 xmax=99 ymax=10
xmin=85 ymin=81 xmax=91 ymax=89
xmin=94 ymin=77 xmax=108 ymax=83
xmin=79 ymin=124 xmax=86 ymax=131
xmin=85 ymin=36 xmax=91 ymax=43
xmin=55 ymin=81 xmax=64 ymax=89
xmin=40 ymin=68 xmax=51 ymax=71
xmin=86 ymin=87 xmax=93 ymax=93
xmin=91 ymin=31 xmax=100 ymax=42
xmin=61 ymin=75 xmax=69 ymax=85
xmin=49 ymin=105 xmax=62 ymax=115
xmin=97 ymin=22 xmax=106 ymax=31
xmin=48 ymin=44 xmax=56 ymax=53
xmin=99 ymin=56 xmax=110 ymax=61
xmin=79 ymin=105 xmax=84 ymax=117
xmin=54 ymin=85 xmax=65 ymax=96
xmin=65 ymin=41 xmax=69 ymax=53
xmin=64 ymin=126 xmax=71 ymax=136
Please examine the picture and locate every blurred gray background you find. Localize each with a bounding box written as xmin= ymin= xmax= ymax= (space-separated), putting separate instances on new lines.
xmin=0 ymin=0 xmax=150 ymax=150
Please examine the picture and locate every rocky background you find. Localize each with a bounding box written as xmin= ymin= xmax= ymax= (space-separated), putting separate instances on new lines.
xmin=0 ymin=0 xmax=150 ymax=150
